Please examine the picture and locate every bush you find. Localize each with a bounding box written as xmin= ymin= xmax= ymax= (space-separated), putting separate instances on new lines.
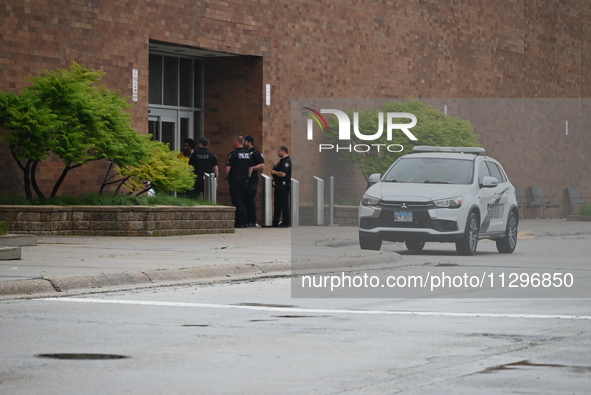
xmin=0 ymin=193 xmax=214 ymax=207
xmin=575 ymin=204 xmax=591 ymax=216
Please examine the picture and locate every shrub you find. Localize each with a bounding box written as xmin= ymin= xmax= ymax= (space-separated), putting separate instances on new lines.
xmin=575 ymin=204 xmax=591 ymax=216
xmin=0 ymin=193 xmax=214 ymax=207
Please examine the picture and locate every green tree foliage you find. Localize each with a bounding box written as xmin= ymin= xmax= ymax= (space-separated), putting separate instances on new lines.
xmin=0 ymin=91 xmax=62 ymax=198
xmin=325 ymin=100 xmax=480 ymax=181
xmin=117 ymin=136 xmax=196 ymax=196
xmin=0 ymin=62 xmax=151 ymax=199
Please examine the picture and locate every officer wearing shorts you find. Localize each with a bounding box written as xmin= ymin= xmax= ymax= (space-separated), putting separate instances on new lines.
xmin=226 ymin=136 xmax=252 ymax=228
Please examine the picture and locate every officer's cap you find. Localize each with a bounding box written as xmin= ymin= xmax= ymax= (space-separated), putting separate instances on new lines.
xmin=244 ymin=135 xmax=255 ymax=144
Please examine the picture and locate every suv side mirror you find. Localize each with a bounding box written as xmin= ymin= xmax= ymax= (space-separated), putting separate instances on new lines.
xmin=481 ymin=176 xmax=499 ymax=188
xmin=368 ymin=173 xmax=381 ymax=184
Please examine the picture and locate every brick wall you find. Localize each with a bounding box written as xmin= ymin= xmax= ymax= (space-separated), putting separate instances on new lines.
xmin=1 ymin=0 xmax=590 ymax=218
xmin=299 ymin=205 xmax=358 ymax=227
xmin=0 ymin=205 xmax=235 ymax=236
xmin=204 ymin=56 xmax=264 ymax=207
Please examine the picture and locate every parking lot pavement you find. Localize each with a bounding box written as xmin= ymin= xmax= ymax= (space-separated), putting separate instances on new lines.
xmin=0 ymin=219 xmax=589 ymax=298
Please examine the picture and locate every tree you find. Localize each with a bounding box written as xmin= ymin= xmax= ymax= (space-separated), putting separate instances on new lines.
xmin=325 ymin=100 xmax=480 ymax=182
xmin=0 ymin=62 xmax=150 ymax=199
xmin=0 ymin=91 xmax=62 ymax=199
xmin=116 ymin=136 xmax=196 ymax=196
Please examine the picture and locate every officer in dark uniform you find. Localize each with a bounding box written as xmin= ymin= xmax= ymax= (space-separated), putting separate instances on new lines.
xmin=243 ymin=135 xmax=264 ymax=227
xmin=225 ymin=136 xmax=252 ymax=228
xmin=270 ymin=145 xmax=292 ymax=227
xmin=188 ymin=137 xmax=218 ymax=200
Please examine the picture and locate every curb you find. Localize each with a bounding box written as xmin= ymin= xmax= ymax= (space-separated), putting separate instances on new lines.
xmin=0 ymin=252 xmax=401 ymax=299
xmin=0 ymin=234 xmax=37 ymax=247
xmin=0 ymin=246 xmax=21 ymax=260
xmin=3 ymin=226 xmax=585 ymax=299
xmin=0 ymin=279 xmax=55 ymax=295
xmin=566 ymin=215 xmax=591 ymax=221
xmin=0 ymin=234 xmax=37 ymax=260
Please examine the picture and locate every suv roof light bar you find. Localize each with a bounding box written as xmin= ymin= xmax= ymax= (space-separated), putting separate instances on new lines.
xmin=412 ymin=146 xmax=486 ymax=155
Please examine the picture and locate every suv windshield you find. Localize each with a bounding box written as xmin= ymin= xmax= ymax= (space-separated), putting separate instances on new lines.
xmin=383 ymin=157 xmax=474 ymax=185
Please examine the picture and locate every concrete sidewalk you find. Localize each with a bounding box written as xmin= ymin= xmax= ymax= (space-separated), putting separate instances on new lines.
xmin=1 ymin=219 xmax=589 ymax=298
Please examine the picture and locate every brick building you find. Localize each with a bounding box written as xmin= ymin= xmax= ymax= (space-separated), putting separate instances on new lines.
xmin=1 ymin=0 xmax=590 ymax=217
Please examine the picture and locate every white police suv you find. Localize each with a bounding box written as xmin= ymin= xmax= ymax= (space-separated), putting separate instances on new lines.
xmin=358 ymin=146 xmax=518 ymax=255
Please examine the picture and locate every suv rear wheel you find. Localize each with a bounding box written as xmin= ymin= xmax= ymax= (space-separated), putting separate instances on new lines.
xmin=456 ymin=212 xmax=479 ymax=256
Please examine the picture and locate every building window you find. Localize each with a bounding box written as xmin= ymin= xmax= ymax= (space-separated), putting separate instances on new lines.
xmin=148 ymin=53 xmax=204 ymax=150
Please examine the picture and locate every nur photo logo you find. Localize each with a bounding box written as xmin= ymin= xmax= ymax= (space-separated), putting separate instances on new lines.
xmin=302 ymin=107 xmax=418 ymax=153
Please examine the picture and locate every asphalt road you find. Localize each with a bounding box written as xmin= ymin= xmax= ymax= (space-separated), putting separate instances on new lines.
xmin=1 ymin=232 xmax=590 ymax=394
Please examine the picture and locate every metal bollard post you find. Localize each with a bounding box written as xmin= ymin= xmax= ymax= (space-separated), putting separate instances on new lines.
xmin=313 ymin=176 xmax=324 ymax=226
xmin=328 ymin=176 xmax=337 ymax=226
xmin=209 ymin=173 xmax=217 ymax=204
xmin=291 ymin=178 xmax=299 ymax=227
xmin=203 ymin=173 xmax=210 ymax=201
xmin=261 ymin=174 xmax=273 ymax=227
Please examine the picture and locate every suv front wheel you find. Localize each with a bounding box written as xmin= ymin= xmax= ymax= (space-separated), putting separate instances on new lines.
xmin=359 ymin=233 xmax=382 ymax=251
xmin=456 ymin=212 xmax=479 ymax=256
xmin=405 ymin=240 xmax=425 ymax=251
xmin=496 ymin=211 xmax=518 ymax=253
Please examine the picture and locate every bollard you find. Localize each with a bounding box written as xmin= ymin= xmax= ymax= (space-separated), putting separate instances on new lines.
xmin=261 ymin=174 xmax=273 ymax=227
xmin=313 ymin=176 xmax=324 ymax=226
xmin=291 ymin=178 xmax=299 ymax=227
xmin=328 ymin=176 xmax=337 ymax=226
xmin=203 ymin=173 xmax=210 ymax=201
xmin=203 ymin=173 xmax=217 ymax=203
xmin=209 ymin=173 xmax=217 ymax=204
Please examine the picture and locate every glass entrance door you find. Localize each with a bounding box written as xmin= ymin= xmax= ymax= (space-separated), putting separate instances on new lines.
xmin=148 ymin=109 xmax=190 ymax=150
xmin=179 ymin=110 xmax=193 ymax=147
xmin=148 ymin=52 xmax=203 ymax=152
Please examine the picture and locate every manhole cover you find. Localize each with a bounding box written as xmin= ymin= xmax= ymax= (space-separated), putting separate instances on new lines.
xmin=36 ymin=353 xmax=129 ymax=360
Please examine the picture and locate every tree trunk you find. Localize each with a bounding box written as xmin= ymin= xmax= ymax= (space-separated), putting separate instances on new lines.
xmin=99 ymin=161 xmax=115 ymax=195
xmin=30 ymin=160 xmax=45 ymax=199
xmin=8 ymin=145 xmax=32 ymax=201
xmin=114 ymin=176 xmax=130 ymax=195
xmin=50 ymin=163 xmax=82 ymax=198
xmin=135 ymin=187 xmax=150 ymax=196
xmin=23 ymin=160 xmax=32 ymax=201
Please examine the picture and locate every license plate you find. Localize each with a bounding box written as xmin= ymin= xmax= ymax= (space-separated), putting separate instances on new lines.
xmin=394 ymin=211 xmax=413 ymax=222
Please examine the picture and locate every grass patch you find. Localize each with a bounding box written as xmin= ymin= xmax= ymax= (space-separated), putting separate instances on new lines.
xmin=0 ymin=220 xmax=8 ymax=236
xmin=575 ymin=204 xmax=591 ymax=216
xmin=0 ymin=193 xmax=216 ymax=207
xmin=340 ymin=198 xmax=360 ymax=206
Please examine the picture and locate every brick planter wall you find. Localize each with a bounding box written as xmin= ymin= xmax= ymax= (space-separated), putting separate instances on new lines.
xmin=299 ymin=206 xmax=358 ymax=226
xmin=0 ymin=205 xmax=236 ymax=236
xmin=566 ymin=215 xmax=591 ymax=221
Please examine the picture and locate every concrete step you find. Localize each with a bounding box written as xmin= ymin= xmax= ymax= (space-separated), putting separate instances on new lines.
xmin=0 ymin=234 xmax=37 ymax=247
xmin=0 ymin=246 xmax=21 ymax=260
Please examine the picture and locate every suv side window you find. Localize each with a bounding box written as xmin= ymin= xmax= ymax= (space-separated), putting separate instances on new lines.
xmin=486 ymin=161 xmax=506 ymax=183
xmin=478 ymin=161 xmax=491 ymax=184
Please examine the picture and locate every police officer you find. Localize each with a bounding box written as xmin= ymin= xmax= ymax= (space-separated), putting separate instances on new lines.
xmin=225 ymin=136 xmax=252 ymax=228
xmin=243 ymin=135 xmax=264 ymax=227
xmin=188 ymin=137 xmax=218 ymax=200
xmin=270 ymin=145 xmax=292 ymax=227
